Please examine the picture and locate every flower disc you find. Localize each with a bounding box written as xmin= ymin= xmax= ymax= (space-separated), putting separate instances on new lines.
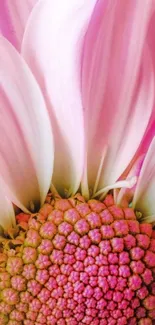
xmin=0 ymin=194 xmax=155 ymax=325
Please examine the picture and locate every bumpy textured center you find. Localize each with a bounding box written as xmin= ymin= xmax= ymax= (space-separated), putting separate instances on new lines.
xmin=0 ymin=193 xmax=155 ymax=325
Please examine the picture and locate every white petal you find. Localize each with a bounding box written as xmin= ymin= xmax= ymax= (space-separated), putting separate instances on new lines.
xmin=0 ymin=36 xmax=54 ymax=212
xmin=133 ymin=137 xmax=155 ymax=221
xmin=0 ymin=179 xmax=15 ymax=230
xmin=22 ymin=0 xmax=96 ymax=196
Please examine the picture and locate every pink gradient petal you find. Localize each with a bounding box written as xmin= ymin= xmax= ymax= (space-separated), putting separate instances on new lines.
xmin=134 ymin=119 xmax=155 ymax=160
xmin=22 ymin=0 xmax=96 ymax=196
xmin=0 ymin=0 xmax=37 ymax=50
xmin=0 ymin=179 xmax=15 ymax=230
xmin=116 ymin=155 xmax=145 ymax=207
xmin=0 ymin=37 xmax=54 ymax=212
xmin=81 ymin=0 xmax=154 ymax=194
xmin=133 ymin=137 xmax=155 ymax=221
xmin=113 ymin=5 xmax=155 ymax=184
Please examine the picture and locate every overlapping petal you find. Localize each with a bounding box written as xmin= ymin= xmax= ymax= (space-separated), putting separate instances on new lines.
xmin=0 ymin=36 xmax=54 ymax=212
xmin=81 ymin=0 xmax=154 ymax=196
xmin=116 ymin=155 xmax=145 ymax=207
xmin=22 ymin=0 xmax=96 ymax=196
xmin=133 ymin=137 xmax=155 ymax=222
xmin=0 ymin=179 xmax=15 ymax=230
xmin=0 ymin=0 xmax=37 ymax=50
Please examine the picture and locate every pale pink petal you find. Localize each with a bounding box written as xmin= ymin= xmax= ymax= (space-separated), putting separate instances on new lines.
xmin=0 ymin=179 xmax=15 ymax=230
xmin=114 ymin=4 xmax=155 ymax=184
xmin=132 ymin=137 xmax=155 ymax=221
xmin=81 ymin=0 xmax=154 ymax=195
xmin=116 ymin=155 xmax=145 ymax=207
xmin=22 ymin=0 xmax=96 ymax=196
xmin=0 ymin=0 xmax=37 ymax=50
xmin=148 ymin=6 xmax=155 ymax=76
xmin=134 ymin=119 xmax=155 ymax=159
xmin=0 ymin=37 xmax=54 ymax=212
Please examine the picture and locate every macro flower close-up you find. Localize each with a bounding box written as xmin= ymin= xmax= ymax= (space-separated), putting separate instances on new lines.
xmin=0 ymin=0 xmax=155 ymax=324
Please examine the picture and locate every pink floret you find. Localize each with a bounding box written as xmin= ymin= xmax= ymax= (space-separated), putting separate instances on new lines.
xmin=127 ymin=220 xmax=140 ymax=234
xmin=99 ymin=240 xmax=112 ymax=255
xmin=111 ymin=237 xmax=124 ymax=252
xmin=130 ymin=247 xmax=145 ymax=260
xmin=143 ymin=295 xmax=155 ymax=310
xmin=119 ymin=251 xmax=130 ymax=264
xmin=136 ymin=234 xmax=150 ymax=249
xmin=144 ymin=250 xmax=155 ymax=267
xmin=130 ymin=260 xmax=145 ymax=274
xmin=128 ymin=274 xmax=142 ymax=290
xmin=113 ymin=220 xmax=129 ymax=236
xmin=124 ymin=234 xmax=136 ymax=249
xmin=140 ymin=223 xmax=152 ymax=237
xmin=101 ymin=225 xmax=114 ymax=239
xmin=86 ymin=212 xmax=102 ymax=228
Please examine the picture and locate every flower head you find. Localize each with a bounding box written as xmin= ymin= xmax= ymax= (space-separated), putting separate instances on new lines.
xmin=0 ymin=0 xmax=155 ymax=324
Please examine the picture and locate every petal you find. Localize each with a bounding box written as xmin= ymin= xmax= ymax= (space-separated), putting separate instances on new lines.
xmin=132 ymin=137 xmax=155 ymax=221
xmin=0 ymin=179 xmax=15 ymax=230
xmin=81 ymin=0 xmax=153 ymax=195
xmin=22 ymin=0 xmax=96 ymax=196
xmin=0 ymin=36 xmax=54 ymax=212
xmin=0 ymin=0 xmax=37 ymax=50
xmin=116 ymin=155 xmax=145 ymax=208
xmin=134 ymin=119 xmax=155 ymax=158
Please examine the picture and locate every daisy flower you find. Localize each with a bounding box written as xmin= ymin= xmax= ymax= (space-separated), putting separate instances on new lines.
xmin=0 ymin=1 xmax=155 ymax=324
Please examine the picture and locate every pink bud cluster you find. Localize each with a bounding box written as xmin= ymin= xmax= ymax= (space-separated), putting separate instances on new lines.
xmin=0 ymin=194 xmax=154 ymax=325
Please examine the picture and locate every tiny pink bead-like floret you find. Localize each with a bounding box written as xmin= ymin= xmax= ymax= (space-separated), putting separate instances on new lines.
xmin=25 ymin=229 xmax=41 ymax=247
xmin=6 ymin=257 xmax=23 ymax=275
xmin=136 ymin=234 xmax=150 ymax=249
xmin=58 ymin=221 xmax=73 ymax=236
xmin=119 ymin=251 xmax=130 ymax=264
xmin=100 ymin=209 xmax=114 ymax=224
xmin=101 ymin=225 xmax=114 ymax=239
xmin=89 ymin=229 xmax=102 ymax=244
xmin=140 ymin=223 xmax=152 ymax=237
xmin=53 ymin=234 xmax=66 ymax=249
xmin=86 ymin=212 xmax=102 ymax=228
xmin=74 ymin=219 xmax=90 ymax=235
xmin=128 ymin=274 xmax=142 ymax=290
xmin=130 ymin=247 xmax=145 ymax=260
xmin=99 ymin=240 xmax=112 ymax=255
xmin=22 ymin=247 xmax=37 ymax=264
xmin=111 ymin=237 xmax=124 ymax=252
xmin=127 ymin=220 xmax=140 ymax=234
xmin=113 ymin=220 xmax=129 ymax=236
xmin=144 ymin=250 xmax=155 ymax=267
xmin=11 ymin=275 xmax=26 ymax=291
xmin=64 ymin=208 xmax=81 ymax=224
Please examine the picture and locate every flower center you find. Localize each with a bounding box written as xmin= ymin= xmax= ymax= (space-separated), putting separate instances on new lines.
xmin=0 ymin=194 xmax=155 ymax=325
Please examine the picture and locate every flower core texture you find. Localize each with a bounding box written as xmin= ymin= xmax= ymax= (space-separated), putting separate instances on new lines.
xmin=0 ymin=194 xmax=155 ymax=325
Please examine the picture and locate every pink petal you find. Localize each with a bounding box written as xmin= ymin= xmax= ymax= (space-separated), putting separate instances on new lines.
xmin=116 ymin=155 xmax=145 ymax=208
xmin=0 ymin=179 xmax=15 ymax=230
xmin=133 ymin=6 xmax=155 ymax=162
xmin=0 ymin=37 xmax=54 ymax=212
xmin=133 ymin=137 xmax=155 ymax=221
xmin=0 ymin=0 xmax=37 ymax=50
xmin=81 ymin=0 xmax=154 ymax=194
xmin=22 ymin=0 xmax=96 ymax=196
xmin=134 ymin=118 xmax=155 ymax=160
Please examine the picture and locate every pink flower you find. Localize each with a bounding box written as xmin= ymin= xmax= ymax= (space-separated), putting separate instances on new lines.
xmin=0 ymin=0 xmax=155 ymax=230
